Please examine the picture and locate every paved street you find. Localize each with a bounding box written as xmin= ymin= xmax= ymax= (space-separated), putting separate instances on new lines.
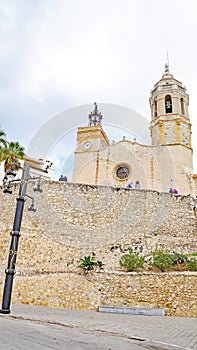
xmin=0 ymin=304 xmax=196 ymax=350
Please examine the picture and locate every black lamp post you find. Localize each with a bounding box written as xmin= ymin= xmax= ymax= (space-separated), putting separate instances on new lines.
xmin=0 ymin=163 xmax=30 ymax=314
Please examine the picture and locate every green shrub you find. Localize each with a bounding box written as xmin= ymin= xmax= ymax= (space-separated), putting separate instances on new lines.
xmin=120 ymin=247 xmax=144 ymax=272
xmin=186 ymin=252 xmax=197 ymax=257
xmin=170 ymin=253 xmax=187 ymax=264
xmin=187 ymin=258 xmax=197 ymax=271
xmin=150 ymin=250 xmax=173 ymax=272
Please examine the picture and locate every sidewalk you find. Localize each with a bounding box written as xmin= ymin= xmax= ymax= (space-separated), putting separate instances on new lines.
xmin=0 ymin=304 xmax=197 ymax=349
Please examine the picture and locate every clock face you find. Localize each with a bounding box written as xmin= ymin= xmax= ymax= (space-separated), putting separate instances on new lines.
xmin=83 ymin=141 xmax=91 ymax=149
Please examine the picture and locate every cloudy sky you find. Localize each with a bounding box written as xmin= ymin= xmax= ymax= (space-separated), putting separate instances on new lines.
xmin=0 ymin=0 xmax=197 ymax=177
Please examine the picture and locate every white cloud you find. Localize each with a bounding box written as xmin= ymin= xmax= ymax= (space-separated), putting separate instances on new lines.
xmin=0 ymin=0 xmax=197 ymax=171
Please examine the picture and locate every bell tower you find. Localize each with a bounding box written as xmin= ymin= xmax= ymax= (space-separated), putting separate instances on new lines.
xmin=72 ymin=103 xmax=109 ymax=184
xmin=149 ymin=64 xmax=192 ymax=149
xmin=75 ymin=102 xmax=109 ymax=153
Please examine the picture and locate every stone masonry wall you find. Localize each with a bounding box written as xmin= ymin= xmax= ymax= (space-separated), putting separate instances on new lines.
xmin=0 ymin=271 xmax=196 ymax=317
xmin=0 ymin=181 xmax=197 ymax=316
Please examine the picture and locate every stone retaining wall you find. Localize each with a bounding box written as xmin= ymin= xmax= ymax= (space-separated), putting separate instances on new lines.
xmin=0 ymin=271 xmax=196 ymax=317
xmin=0 ymin=181 xmax=197 ymax=316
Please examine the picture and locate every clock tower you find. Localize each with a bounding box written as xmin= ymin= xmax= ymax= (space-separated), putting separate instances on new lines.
xmin=72 ymin=103 xmax=109 ymax=184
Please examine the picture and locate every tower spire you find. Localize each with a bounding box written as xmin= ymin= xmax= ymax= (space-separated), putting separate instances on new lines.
xmin=165 ymin=51 xmax=170 ymax=73
xmin=88 ymin=102 xmax=103 ymax=126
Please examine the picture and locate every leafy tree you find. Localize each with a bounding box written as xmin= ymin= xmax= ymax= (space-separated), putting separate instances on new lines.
xmin=120 ymin=247 xmax=144 ymax=272
xmin=45 ymin=160 xmax=53 ymax=171
xmin=0 ymin=129 xmax=6 ymax=146
xmin=0 ymin=127 xmax=7 ymax=161
xmin=1 ymin=141 xmax=25 ymax=172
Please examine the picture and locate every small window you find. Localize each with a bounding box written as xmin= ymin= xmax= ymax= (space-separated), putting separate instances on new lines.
xmin=181 ymin=98 xmax=184 ymax=115
xmin=165 ymin=95 xmax=172 ymax=113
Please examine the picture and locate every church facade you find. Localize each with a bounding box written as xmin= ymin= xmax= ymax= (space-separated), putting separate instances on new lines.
xmin=72 ymin=65 xmax=196 ymax=196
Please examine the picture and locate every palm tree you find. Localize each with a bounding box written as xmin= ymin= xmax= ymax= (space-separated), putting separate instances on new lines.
xmin=0 ymin=130 xmax=6 ymax=145
xmin=1 ymin=141 xmax=25 ymax=173
xmin=0 ymin=127 xmax=7 ymax=161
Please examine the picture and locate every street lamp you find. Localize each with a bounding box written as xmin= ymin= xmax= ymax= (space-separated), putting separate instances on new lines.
xmin=3 ymin=185 xmax=12 ymax=195
xmin=0 ymin=163 xmax=32 ymax=314
xmin=6 ymin=168 xmax=16 ymax=181
xmin=33 ymin=176 xmax=42 ymax=193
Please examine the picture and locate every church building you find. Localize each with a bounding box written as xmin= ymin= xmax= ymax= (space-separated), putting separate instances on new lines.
xmin=72 ymin=65 xmax=196 ymax=196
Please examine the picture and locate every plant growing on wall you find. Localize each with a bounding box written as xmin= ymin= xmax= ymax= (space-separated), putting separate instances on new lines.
xmin=80 ymin=256 xmax=103 ymax=271
xmin=80 ymin=256 xmax=95 ymax=271
xmin=186 ymin=252 xmax=197 ymax=257
xmin=119 ymin=247 xmax=144 ymax=272
xmin=97 ymin=260 xmax=103 ymax=268
xmin=187 ymin=258 xmax=197 ymax=271
xmin=170 ymin=253 xmax=187 ymax=265
xmin=150 ymin=249 xmax=173 ymax=272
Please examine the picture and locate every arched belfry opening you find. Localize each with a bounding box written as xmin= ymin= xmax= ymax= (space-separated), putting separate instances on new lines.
xmin=154 ymin=100 xmax=157 ymax=117
xmin=181 ymin=98 xmax=185 ymax=115
xmin=165 ymin=95 xmax=172 ymax=113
